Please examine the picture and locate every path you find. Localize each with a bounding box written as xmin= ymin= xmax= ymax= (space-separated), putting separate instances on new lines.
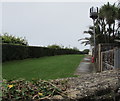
xmin=75 ymin=55 xmax=95 ymax=75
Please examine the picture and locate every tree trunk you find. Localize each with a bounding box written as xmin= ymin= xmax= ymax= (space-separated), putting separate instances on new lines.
xmin=108 ymin=24 xmax=111 ymax=43
xmin=112 ymin=22 xmax=115 ymax=39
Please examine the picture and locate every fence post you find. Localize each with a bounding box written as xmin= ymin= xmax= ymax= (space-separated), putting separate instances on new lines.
xmin=101 ymin=52 xmax=103 ymax=71
xmin=114 ymin=48 xmax=120 ymax=68
xmin=118 ymin=48 xmax=120 ymax=68
xmin=98 ymin=44 xmax=101 ymax=72
xmin=116 ymin=48 xmax=120 ymax=68
xmin=114 ymin=48 xmax=116 ymax=68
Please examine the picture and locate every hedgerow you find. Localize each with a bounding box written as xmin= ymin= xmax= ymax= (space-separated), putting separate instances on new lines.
xmin=2 ymin=44 xmax=81 ymax=62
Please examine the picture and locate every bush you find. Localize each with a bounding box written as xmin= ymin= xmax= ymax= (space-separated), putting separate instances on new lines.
xmin=2 ymin=44 xmax=28 ymax=62
xmin=2 ymin=44 xmax=81 ymax=62
xmin=47 ymin=44 xmax=61 ymax=49
xmin=82 ymin=49 xmax=89 ymax=54
xmin=1 ymin=33 xmax=28 ymax=46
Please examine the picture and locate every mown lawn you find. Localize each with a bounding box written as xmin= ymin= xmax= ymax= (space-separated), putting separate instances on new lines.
xmin=2 ymin=55 xmax=84 ymax=80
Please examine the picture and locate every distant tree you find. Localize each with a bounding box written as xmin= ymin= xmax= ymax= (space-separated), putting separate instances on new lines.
xmin=47 ymin=44 xmax=61 ymax=49
xmin=64 ymin=47 xmax=70 ymax=50
xmin=73 ymin=47 xmax=79 ymax=51
xmin=1 ymin=33 xmax=28 ymax=45
xmin=82 ymin=49 xmax=89 ymax=54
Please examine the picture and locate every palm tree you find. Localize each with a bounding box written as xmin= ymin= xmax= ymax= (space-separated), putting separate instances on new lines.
xmin=80 ymin=2 xmax=119 ymax=46
xmin=79 ymin=24 xmax=105 ymax=46
xmin=99 ymin=2 xmax=118 ymax=42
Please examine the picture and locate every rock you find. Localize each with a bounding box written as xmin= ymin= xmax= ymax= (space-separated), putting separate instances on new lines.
xmin=67 ymin=90 xmax=80 ymax=99
xmin=52 ymin=95 xmax=63 ymax=99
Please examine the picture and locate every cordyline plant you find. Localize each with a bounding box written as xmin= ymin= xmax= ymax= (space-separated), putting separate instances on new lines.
xmin=1 ymin=79 xmax=69 ymax=100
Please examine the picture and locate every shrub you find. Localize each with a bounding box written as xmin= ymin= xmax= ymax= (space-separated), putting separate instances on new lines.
xmin=1 ymin=33 xmax=28 ymax=46
xmin=82 ymin=49 xmax=89 ymax=54
xmin=2 ymin=44 xmax=81 ymax=62
xmin=2 ymin=44 xmax=28 ymax=62
xmin=47 ymin=44 xmax=61 ymax=49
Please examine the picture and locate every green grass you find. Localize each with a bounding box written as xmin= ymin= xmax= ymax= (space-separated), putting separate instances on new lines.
xmin=2 ymin=55 xmax=84 ymax=80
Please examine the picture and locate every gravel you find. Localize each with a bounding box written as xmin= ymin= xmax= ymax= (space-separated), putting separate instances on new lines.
xmin=51 ymin=69 xmax=120 ymax=101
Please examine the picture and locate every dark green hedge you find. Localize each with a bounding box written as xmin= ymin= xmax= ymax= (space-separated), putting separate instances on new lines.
xmin=2 ymin=44 xmax=81 ymax=62
xmin=2 ymin=44 xmax=28 ymax=62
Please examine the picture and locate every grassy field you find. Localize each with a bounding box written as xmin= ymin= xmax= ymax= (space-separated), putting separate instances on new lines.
xmin=2 ymin=55 xmax=84 ymax=80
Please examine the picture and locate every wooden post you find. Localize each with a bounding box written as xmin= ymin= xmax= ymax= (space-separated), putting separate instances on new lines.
xmin=98 ymin=44 xmax=101 ymax=72
xmin=118 ymin=48 xmax=120 ymax=68
xmin=101 ymin=52 xmax=103 ymax=71
xmin=114 ymin=48 xmax=117 ymax=68
xmin=115 ymin=48 xmax=120 ymax=68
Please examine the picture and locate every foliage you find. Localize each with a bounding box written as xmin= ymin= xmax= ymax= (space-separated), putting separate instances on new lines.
xmin=72 ymin=47 xmax=80 ymax=51
xmin=48 ymin=44 xmax=80 ymax=52
xmin=80 ymin=2 xmax=120 ymax=46
xmin=47 ymin=44 xmax=62 ymax=49
xmin=82 ymin=49 xmax=89 ymax=54
xmin=2 ymin=44 xmax=81 ymax=62
xmin=98 ymin=2 xmax=118 ymax=42
xmin=1 ymin=33 xmax=28 ymax=45
xmin=2 ymin=79 xmax=68 ymax=100
xmin=2 ymin=44 xmax=28 ymax=62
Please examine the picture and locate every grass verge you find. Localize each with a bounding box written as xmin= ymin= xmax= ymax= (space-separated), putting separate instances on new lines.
xmin=2 ymin=55 xmax=84 ymax=80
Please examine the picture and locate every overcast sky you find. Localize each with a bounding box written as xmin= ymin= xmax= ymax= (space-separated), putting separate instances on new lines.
xmin=2 ymin=1 xmax=115 ymax=50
